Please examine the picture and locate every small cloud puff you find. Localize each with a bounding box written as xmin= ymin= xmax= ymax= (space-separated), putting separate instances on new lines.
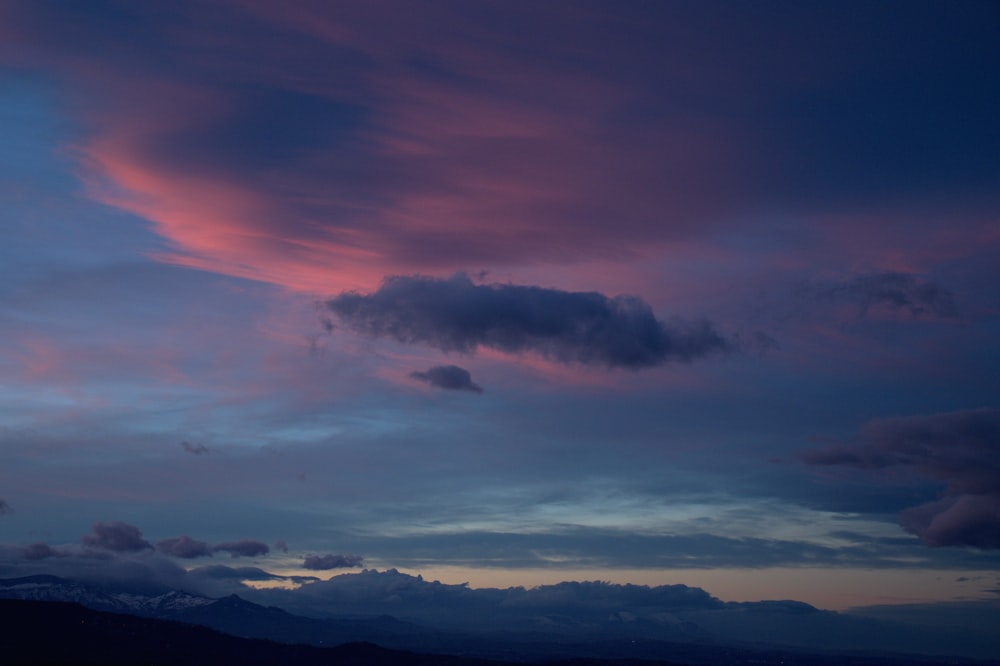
xmin=410 ymin=364 xmax=483 ymax=393
xmin=81 ymin=521 xmax=153 ymax=553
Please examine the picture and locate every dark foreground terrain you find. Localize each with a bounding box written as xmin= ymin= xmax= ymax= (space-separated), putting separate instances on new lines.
xmin=0 ymin=599 xmax=988 ymax=666
xmin=2 ymin=599 xmax=503 ymax=666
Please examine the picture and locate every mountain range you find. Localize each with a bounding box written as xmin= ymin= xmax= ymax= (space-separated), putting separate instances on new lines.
xmin=1 ymin=574 xmax=995 ymax=665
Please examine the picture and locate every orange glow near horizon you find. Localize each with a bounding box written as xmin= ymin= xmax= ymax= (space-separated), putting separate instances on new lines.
xmin=257 ymin=562 xmax=992 ymax=612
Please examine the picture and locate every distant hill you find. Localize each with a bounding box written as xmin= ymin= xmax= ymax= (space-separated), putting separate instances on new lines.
xmin=0 ymin=598 xmax=511 ymax=666
xmin=2 ymin=597 xmax=990 ymax=666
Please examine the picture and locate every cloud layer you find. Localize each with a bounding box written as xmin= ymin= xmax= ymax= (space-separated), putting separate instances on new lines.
xmin=302 ymin=554 xmax=365 ymax=570
xmin=22 ymin=543 xmax=60 ymax=561
xmin=327 ymin=274 xmax=731 ymax=369
xmin=803 ymin=408 xmax=1000 ymax=548
xmin=212 ymin=540 xmax=271 ymax=559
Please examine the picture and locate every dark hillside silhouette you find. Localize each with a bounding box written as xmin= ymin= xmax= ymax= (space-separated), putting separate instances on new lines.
xmin=1 ymin=599 xmax=986 ymax=666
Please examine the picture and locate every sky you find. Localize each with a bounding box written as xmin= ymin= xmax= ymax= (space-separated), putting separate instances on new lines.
xmin=1 ymin=0 xmax=999 ymax=615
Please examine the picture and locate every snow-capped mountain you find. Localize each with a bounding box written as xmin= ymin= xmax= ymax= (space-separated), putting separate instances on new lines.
xmin=0 ymin=574 xmax=428 ymax=648
xmin=0 ymin=575 xmax=214 ymax=617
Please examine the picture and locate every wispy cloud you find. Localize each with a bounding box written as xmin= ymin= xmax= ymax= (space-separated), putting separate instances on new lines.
xmin=803 ymin=272 xmax=959 ymax=319
xmin=180 ymin=441 xmax=210 ymax=455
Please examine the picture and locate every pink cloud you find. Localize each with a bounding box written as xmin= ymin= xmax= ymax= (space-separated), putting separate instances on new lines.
xmin=4 ymin=0 xmax=992 ymax=345
xmin=2 ymin=2 xmax=758 ymax=299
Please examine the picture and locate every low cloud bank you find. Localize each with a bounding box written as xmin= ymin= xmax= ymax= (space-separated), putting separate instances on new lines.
xmin=250 ymin=568 xmax=725 ymax=630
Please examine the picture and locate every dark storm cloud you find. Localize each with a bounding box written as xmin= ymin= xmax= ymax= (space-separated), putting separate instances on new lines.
xmin=327 ymin=274 xmax=732 ymax=369
xmin=803 ymin=408 xmax=1000 ymax=548
xmin=156 ymin=535 xmax=213 ymax=559
xmin=0 ymin=499 xmax=10 ymax=515
xmin=81 ymin=521 xmax=153 ymax=552
xmin=808 ymin=272 xmax=959 ymax=319
xmin=212 ymin=539 xmax=270 ymax=558
xmin=180 ymin=440 xmax=209 ymax=455
xmin=410 ymin=364 xmax=483 ymax=393
xmin=302 ymin=553 xmax=364 ymax=570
